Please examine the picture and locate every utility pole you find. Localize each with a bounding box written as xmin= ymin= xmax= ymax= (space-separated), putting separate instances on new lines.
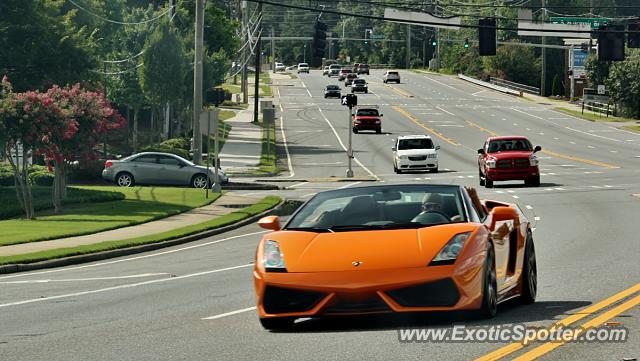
xmin=241 ymin=1 xmax=248 ymax=104
xmin=271 ymin=27 xmax=275 ymax=71
xmin=253 ymin=1 xmax=262 ymax=123
xmin=406 ymin=24 xmax=411 ymax=69
xmin=540 ymin=0 xmax=547 ymax=97
xmin=192 ymin=0 xmax=204 ymax=164
xmin=435 ymin=0 xmax=440 ymax=72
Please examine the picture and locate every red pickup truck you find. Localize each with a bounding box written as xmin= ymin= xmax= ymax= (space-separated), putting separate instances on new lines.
xmin=478 ymin=136 xmax=541 ymax=188
xmin=352 ymin=106 xmax=382 ymax=134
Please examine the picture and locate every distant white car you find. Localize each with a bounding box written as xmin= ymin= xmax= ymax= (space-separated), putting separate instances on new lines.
xmin=322 ymin=66 xmax=330 ymax=76
xmin=392 ymin=135 xmax=440 ymax=173
xmin=297 ymin=63 xmax=310 ymax=73
xmin=383 ymin=71 xmax=401 ymax=84
xmin=274 ymin=62 xmax=285 ymax=72
xmin=285 ymin=65 xmax=297 ymax=71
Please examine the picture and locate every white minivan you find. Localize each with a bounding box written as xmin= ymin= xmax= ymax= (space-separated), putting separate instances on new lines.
xmin=297 ymin=63 xmax=310 ymax=73
xmin=392 ymin=135 xmax=440 ymax=173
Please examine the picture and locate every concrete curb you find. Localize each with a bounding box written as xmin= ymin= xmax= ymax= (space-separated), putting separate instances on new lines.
xmin=0 ymin=200 xmax=285 ymax=275
xmin=457 ymin=74 xmax=522 ymax=96
xmin=223 ymin=182 xmax=281 ymax=190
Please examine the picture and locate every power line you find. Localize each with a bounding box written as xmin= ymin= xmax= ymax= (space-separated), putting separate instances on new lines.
xmin=92 ymin=63 xmax=144 ymax=75
xmin=102 ymin=50 xmax=145 ymax=63
xmin=67 ymin=0 xmax=175 ymax=25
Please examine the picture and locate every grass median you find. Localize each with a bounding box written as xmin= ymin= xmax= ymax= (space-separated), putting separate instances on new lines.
xmin=553 ymin=107 xmax=637 ymax=123
xmin=0 ymin=196 xmax=281 ymax=266
xmin=0 ymin=186 xmax=219 ymax=247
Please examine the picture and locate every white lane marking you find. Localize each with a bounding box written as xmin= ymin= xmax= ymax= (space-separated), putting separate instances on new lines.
xmin=496 ymin=191 xmax=504 ymax=194
xmin=0 ymin=273 xmax=170 ymax=284
xmin=0 ymin=264 xmax=253 ymax=309
xmin=0 ymin=231 xmax=268 ymax=280
xmin=299 ymin=78 xmax=313 ymax=98
xmin=288 ymin=182 xmax=307 ymax=188
xmin=554 ymin=187 xmax=565 ymax=191
xmin=317 ymin=107 xmax=379 ymax=180
xmin=534 ymin=216 xmax=541 ymax=221
xmin=302 ymin=193 xmax=315 ymax=197
xmin=554 ymin=137 xmax=559 ymax=140
xmin=424 ymin=76 xmax=458 ymax=90
xmin=202 ymin=306 xmax=257 ymax=320
xmin=278 ymin=101 xmax=295 ymax=178
xmin=512 ymin=195 xmax=520 ymax=199
xmin=570 ymin=141 xmax=576 ymax=144
xmin=306 ymin=162 xmax=344 ymax=166
xmin=472 ymin=90 xmax=488 ymax=96
xmin=512 ymin=107 xmax=544 ymax=120
xmin=435 ymin=106 xmax=455 ymax=116
xmin=525 ymin=205 xmax=533 ymax=210
xmin=507 ymin=190 xmax=514 ymax=193
xmin=339 ymin=181 xmax=362 ymax=189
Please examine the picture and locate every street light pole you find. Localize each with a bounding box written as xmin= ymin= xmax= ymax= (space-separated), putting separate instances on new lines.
xmin=192 ymin=0 xmax=204 ymax=164
xmin=346 ymin=105 xmax=354 ymax=178
xmin=303 ymin=44 xmax=307 ymax=63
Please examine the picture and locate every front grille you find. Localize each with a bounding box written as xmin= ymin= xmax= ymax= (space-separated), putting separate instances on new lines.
xmin=409 ymin=156 xmax=427 ymax=161
xmin=323 ymin=295 xmax=391 ymax=314
xmin=497 ymin=158 xmax=530 ymax=169
xmin=263 ymin=286 xmax=326 ymax=314
xmin=385 ymin=278 xmax=459 ymax=307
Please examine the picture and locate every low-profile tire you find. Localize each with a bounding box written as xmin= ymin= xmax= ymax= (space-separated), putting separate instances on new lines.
xmin=115 ymin=172 xmax=134 ymax=187
xmin=477 ymin=243 xmax=498 ymax=319
xmin=376 ymin=128 xmax=382 ymax=134
xmin=485 ymin=177 xmax=494 ymax=188
xmin=527 ymin=175 xmax=541 ymax=187
xmin=353 ymin=128 xmax=358 ymax=134
xmin=191 ymin=173 xmax=208 ymax=189
xmin=519 ymin=232 xmax=537 ymax=304
xmin=431 ymin=167 xmax=438 ymax=173
xmin=259 ymin=317 xmax=295 ymax=331
xmin=479 ymin=170 xmax=486 ymax=186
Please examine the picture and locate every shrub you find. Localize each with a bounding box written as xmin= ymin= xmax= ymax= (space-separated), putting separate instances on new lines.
xmin=140 ymin=144 xmax=190 ymax=159
xmin=30 ymin=171 xmax=54 ymax=186
xmin=160 ymin=137 xmax=190 ymax=150
xmin=0 ymin=171 xmax=14 ymax=186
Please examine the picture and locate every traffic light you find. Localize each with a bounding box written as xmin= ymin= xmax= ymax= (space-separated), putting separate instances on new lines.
xmin=478 ymin=18 xmax=496 ymax=56
xmin=598 ymin=25 xmax=625 ymax=61
xmin=312 ymin=20 xmax=327 ymax=67
xmin=628 ymin=23 xmax=640 ymax=49
xmin=431 ymin=37 xmax=437 ymax=47
xmin=464 ymin=37 xmax=470 ymax=49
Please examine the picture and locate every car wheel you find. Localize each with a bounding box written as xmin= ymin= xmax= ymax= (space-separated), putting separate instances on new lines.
xmin=116 ymin=172 xmax=134 ymax=187
xmin=485 ymin=177 xmax=494 ymax=188
xmin=519 ymin=232 xmax=537 ymax=304
xmin=353 ymin=128 xmax=358 ymax=134
xmin=191 ymin=174 xmax=208 ymax=189
xmin=479 ymin=170 xmax=486 ymax=186
xmin=394 ymin=164 xmax=401 ymax=174
xmin=477 ymin=243 xmax=498 ymax=319
xmin=376 ymin=128 xmax=381 ymax=134
xmin=529 ymin=175 xmax=541 ymax=187
xmin=431 ymin=167 xmax=438 ymax=173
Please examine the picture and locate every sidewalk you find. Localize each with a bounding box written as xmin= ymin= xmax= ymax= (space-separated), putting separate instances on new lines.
xmin=0 ymin=193 xmax=263 ymax=257
xmin=219 ymin=105 xmax=263 ymax=173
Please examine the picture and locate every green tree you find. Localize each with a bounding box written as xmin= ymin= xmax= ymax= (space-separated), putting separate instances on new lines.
xmin=139 ymin=21 xmax=188 ymax=140
xmin=585 ymin=55 xmax=611 ymax=88
xmin=606 ymin=51 xmax=640 ymax=118
xmin=484 ymin=44 xmax=540 ymax=87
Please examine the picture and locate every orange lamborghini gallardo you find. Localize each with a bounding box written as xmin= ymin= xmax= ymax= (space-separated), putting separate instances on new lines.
xmin=254 ymin=184 xmax=537 ymax=330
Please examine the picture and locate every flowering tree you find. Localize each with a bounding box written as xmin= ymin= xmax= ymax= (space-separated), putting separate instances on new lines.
xmin=0 ymin=77 xmax=126 ymax=218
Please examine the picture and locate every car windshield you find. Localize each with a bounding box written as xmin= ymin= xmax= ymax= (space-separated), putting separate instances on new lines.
xmin=356 ymin=109 xmax=378 ymax=116
xmin=488 ymin=139 xmax=533 ymax=152
xmin=285 ymin=185 xmax=467 ymax=231
xmin=388 ymin=72 xmax=399 ymax=75
xmin=398 ymin=138 xmax=434 ymax=150
xmin=360 ymin=64 xmax=369 ymax=68
xmin=326 ymin=85 xmax=339 ymax=90
xmin=299 ymin=63 xmax=308 ymax=67
xmin=341 ymin=69 xmax=352 ymax=73
xmin=354 ymin=79 xmax=366 ymax=85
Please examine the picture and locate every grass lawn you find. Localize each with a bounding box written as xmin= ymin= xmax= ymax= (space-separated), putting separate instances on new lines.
xmin=623 ymin=125 xmax=640 ymax=132
xmin=0 ymin=186 xmax=219 ymax=247
xmin=0 ymin=196 xmax=281 ymax=265
xmin=220 ymin=83 xmax=241 ymax=95
xmin=553 ymin=107 xmax=636 ymax=123
xmin=0 ymin=186 xmax=124 ymax=220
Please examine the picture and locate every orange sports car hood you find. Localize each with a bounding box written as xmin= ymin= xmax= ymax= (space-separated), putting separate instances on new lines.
xmin=266 ymin=224 xmax=480 ymax=272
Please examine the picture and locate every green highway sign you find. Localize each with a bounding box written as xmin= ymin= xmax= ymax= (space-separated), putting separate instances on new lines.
xmin=550 ymin=17 xmax=611 ymax=29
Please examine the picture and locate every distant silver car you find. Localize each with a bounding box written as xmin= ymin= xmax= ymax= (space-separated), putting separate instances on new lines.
xmin=102 ymin=152 xmax=228 ymax=188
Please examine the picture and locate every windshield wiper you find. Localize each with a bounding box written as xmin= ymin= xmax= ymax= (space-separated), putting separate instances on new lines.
xmin=284 ymin=227 xmax=334 ymax=233
xmin=378 ymin=222 xmax=424 ymax=229
xmin=329 ymin=225 xmax=381 ymax=231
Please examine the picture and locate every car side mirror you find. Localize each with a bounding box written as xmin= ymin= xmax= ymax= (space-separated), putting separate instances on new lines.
xmin=258 ymin=216 xmax=281 ymax=231
xmin=436 ymin=145 xmax=441 ymax=150
xmin=489 ymin=206 xmax=517 ymax=230
xmin=380 ymin=114 xmax=384 ymax=117
xmin=478 ymin=148 xmax=486 ymax=154
xmin=392 ymin=147 xmax=396 ymax=151
xmin=534 ymin=145 xmax=542 ymax=153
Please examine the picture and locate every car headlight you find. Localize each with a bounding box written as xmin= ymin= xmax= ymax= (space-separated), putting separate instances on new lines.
xmin=486 ymin=158 xmax=497 ymax=168
xmin=529 ymin=155 xmax=539 ymax=166
xmin=430 ymin=232 xmax=471 ymax=265
xmin=399 ymin=155 xmax=408 ymax=160
xmin=263 ymin=240 xmax=286 ymax=271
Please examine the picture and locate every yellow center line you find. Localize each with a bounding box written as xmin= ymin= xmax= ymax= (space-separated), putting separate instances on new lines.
xmin=385 ymin=84 xmax=414 ymax=98
xmin=466 ymin=120 xmax=499 ymax=136
xmin=513 ymin=295 xmax=640 ymax=361
xmin=540 ymin=149 xmax=620 ymax=169
xmin=392 ymin=106 xmax=461 ymax=147
xmin=474 ymin=282 xmax=640 ymax=361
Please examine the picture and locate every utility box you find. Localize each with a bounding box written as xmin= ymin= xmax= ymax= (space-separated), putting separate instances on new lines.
xmin=262 ymin=107 xmax=275 ymax=125
xmin=260 ymin=100 xmax=272 ymax=111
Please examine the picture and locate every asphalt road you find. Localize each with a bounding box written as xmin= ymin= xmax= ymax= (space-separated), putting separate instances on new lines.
xmin=1 ymin=70 xmax=639 ymax=361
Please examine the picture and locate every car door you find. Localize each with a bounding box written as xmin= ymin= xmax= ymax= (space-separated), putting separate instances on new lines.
xmin=129 ymin=154 xmax=159 ymax=184
xmin=479 ymin=141 xmax=488 ymax=175
xmin=157 ymin=155 xmax=191 ymax=185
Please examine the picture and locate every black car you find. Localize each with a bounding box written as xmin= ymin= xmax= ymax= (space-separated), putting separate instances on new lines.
xmin=324 ymin=84 xmax=341 ymax=98
xmin=351 ymin=79 xmax=368 ymax=93
xmin=357 ymin=63 xmax=370 ymax=75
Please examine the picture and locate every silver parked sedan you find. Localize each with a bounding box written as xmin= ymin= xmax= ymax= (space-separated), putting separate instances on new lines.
xmin=102 ymin=152 xmax=229 ymax=188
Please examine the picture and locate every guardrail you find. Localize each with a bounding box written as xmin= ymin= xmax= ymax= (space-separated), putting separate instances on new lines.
xmin=582 ymin=100 xmax=615 ymax=117
xmin=457 ymin=74 xmax=522 ymax=96
xmin=489 ymin=77 xmax=540 ymax=95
